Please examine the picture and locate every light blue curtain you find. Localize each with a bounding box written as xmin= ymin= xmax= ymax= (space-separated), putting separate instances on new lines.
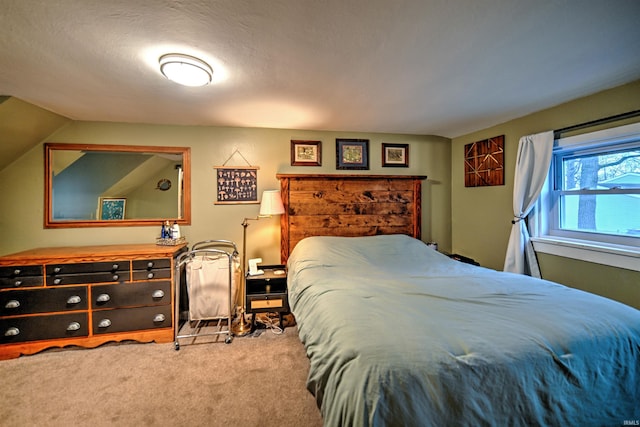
xmin=503 ymin=131 xmax=554 ymax=276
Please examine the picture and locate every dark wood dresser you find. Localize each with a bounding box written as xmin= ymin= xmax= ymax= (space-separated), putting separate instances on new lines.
xmin=0 ymin=243 xmax=186 ymax=359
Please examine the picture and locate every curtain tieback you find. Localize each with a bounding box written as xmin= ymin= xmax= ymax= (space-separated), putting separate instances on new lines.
xmin=511 ymin=215 xmax=525 ymax=224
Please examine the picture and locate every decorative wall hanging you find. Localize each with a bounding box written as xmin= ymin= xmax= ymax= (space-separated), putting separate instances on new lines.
xmin=99 ymin=197 xmax=126 ymax=220
xmin=336 ymin=138 xmax=369 ymax=170
xmin=382 ymin=143 xmax=409 ymax=167
xmin=215 ymin=149 xmax=259 ymax=204
xmin=291 ymin=140 xmax=322 ymax=166
xmin=464 ymin=135 xmax=504 ymax=187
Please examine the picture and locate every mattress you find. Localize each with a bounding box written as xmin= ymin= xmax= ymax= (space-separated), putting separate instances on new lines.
xmin=287 ymin=234 xmax=640 ymax=426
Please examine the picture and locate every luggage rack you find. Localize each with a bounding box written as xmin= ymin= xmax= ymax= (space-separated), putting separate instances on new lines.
xmin=174 ymin=240 xmax=239 ymax=349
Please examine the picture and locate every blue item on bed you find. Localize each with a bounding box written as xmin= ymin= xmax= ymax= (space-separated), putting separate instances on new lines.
xmin=287 ymin=234 xmax=640 ymax=426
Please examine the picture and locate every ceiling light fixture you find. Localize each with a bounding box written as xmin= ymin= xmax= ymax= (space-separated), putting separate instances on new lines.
xmin=159 ymin=53 xmax=213 ymax=87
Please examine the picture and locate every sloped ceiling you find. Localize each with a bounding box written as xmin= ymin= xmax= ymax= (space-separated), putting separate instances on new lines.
xmin=0 ymin=97 xmax=70 ymax=171
xmin=1 ymin=0 xmax=640 ymax=162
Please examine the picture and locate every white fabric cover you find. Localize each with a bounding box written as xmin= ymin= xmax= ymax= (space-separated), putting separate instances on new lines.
xmin=504 ymin=130 xmax=554 ymax=276
xmin=186 ymin=254 xmax=240 ymax=320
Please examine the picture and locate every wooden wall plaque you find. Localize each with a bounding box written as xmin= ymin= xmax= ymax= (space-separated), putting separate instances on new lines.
xmin=464 ymin=135 xmax=504 ymax=187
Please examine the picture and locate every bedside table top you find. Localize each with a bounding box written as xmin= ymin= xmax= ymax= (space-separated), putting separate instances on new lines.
xmin=246 ymin=265 xmax=287 ymax=281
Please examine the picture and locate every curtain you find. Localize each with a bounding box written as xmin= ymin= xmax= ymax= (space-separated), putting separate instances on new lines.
xmin=503 ymin=131 xmax=554 ymax=276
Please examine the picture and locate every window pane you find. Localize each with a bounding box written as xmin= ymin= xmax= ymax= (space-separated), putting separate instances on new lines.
xmin=560 ymin=193 xmax=640 ymax=236
xmin=561 ymin=147 xmax=640 ymax=190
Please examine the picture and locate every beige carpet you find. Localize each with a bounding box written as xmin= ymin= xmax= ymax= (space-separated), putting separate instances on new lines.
xmin=0 ymin=326 xmax=323 ymax=427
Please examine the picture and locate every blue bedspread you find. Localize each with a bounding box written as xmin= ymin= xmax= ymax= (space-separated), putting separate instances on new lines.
xmin=287 ymin=234 xmax=640 ymax=426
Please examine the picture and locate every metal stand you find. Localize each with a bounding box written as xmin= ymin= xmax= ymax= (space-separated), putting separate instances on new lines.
xmin=232 ymin=216 xmax=258 ymax=336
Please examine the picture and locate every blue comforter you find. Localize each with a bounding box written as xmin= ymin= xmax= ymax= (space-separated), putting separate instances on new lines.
xmin=287 ymin=234 xmax=640 ymax=426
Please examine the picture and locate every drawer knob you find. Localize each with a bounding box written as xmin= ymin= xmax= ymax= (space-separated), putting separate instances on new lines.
xmin=96 ymin=294 xmax=111 ymax=303
xmin=98 ymin=319 xmax=111 ymax=328
xmin=153 ymin=314 xmax=166 ymax=323
xmin=4 ymin=327 xmax=20 ymax=337
xmin=5 ymin=300 xmax=20 ymax=309
xmin=147 ymin=272 xmax=155 ymax=279
xmin=152 ymin=290 xmax=165 ymax=299
xmin=13 ymin=268 xmax=21 ymax=275
xmin=67 ymin=295 xmax=82 ymax=305
xmin=53 ymin=278 xmax=62 ymax=285
xmin=13 ymin=280 xmax=22 ymax=287
xmin=54 ymin=267 xmax=61 ymax=273
xmin=112 ymin=274 xmax=119 ymax=281
xmin=147 ymin=261 xmax=154 ymax=268
xmin=112 ymin=264 xmax=119 ymax=270
xmin=66 ymin=322 xmax=81 ymax=331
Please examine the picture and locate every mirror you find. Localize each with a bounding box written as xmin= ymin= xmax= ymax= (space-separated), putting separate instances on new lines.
xmin=45 ymin=143 xmax=191 ymax=228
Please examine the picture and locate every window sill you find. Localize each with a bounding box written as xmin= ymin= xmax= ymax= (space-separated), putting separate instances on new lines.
xmin=531 ymin=237 xmax=640 ymax=272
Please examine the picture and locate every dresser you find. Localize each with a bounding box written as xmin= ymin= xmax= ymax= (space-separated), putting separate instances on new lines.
xmin=0 ymin=243 xmax=186 ymax=360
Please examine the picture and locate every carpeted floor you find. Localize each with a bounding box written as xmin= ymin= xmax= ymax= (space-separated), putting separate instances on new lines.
xmin=0 ymin=325 xmax=323 ymax=427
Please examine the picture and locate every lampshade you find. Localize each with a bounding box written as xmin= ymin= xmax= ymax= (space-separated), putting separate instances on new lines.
xmin=159 ymin=53 xmax=213 ymax=87
xmin=259 ymin=190 xmax=285 ymax=216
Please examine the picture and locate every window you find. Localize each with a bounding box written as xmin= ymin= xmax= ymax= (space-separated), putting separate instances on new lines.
xmin=531 ymin=122 xmax=640 ymax=271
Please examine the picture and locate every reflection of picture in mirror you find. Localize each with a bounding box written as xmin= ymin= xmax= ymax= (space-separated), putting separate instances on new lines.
xmin=99 ymin=198 xmax=126 ymax=220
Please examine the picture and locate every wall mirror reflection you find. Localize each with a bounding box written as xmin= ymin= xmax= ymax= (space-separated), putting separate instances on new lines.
xmin=45 ymin=143 xmax=191 ymax=228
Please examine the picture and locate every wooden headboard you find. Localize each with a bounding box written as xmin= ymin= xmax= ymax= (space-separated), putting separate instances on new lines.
xmin=277 ymin=174 xmax=427 ymax=263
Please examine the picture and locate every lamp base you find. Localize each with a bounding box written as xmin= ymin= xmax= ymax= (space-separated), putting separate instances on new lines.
xmin=232 ymin=313 xmax=253 ymax=336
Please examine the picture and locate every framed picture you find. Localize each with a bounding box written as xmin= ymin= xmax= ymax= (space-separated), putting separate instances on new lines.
xmin=99 ymin=197 xmax=126 ymax=220
xmin=291 ymin=140 xmax=322 ymax=166
xmin=382 ymin=143 xmax=409 ymax=167
xmin=336 ymin=138 xmax=369 ymax=170
xmin=214 ymin=166 xmax=259 ymax=204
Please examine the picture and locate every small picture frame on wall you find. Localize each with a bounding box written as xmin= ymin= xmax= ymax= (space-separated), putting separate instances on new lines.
xmin=99 ymin=197 xmax=126 ymax=220
xmin=214 ymin=166 xmax=259 ymax=204
xmin=291 ymin=140 xmax=322 ymax=166
xmin=336 ymin=138 xmax=369 ymax=170
xmin=382 ymin=143 xmax=409 ymax=167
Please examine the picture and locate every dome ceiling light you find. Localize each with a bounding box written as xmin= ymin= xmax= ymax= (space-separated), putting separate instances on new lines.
xmin=159 ymin=53 xmax=213 ymax=87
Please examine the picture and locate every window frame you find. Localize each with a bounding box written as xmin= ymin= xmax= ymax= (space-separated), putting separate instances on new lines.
xmin=529 ymin=122 xmax=640 ymax=272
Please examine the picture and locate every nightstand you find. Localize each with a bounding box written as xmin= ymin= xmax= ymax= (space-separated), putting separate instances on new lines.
xmin=245 ymin=265 xmax=289 ymax=330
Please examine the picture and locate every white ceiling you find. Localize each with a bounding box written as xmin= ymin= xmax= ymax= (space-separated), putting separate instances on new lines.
xmin=1 ymin=0 xmax=639 ymax=138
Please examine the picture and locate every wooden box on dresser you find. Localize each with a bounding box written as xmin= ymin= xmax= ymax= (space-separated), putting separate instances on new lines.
xmin=0 ymin=243 xmax=187 ymax=360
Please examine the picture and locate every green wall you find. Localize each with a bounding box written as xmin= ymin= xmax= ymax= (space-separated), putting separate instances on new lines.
xmin=451 ymin=79 xmax=640 ymax=309
xmin=0 ymin=121 xmax=451 ymax=267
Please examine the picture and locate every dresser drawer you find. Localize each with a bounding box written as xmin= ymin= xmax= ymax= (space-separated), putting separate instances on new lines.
xmin=91 ymin=281 xmax=171 ymax=309
xmin=132 ymin=258 xmax=171 ymax=281
xmin=132 ymin=258 xmax=171 ymax=270
xmin=47 ymin=271 xmax=128 ymax=286
xmin=1 ymin=287 xmax=87 ymax=316
xmin=93 ymin=305 xmax=172 ymax=334
xmin=0 ymin=266 xmax=43 ymax=289
xmin=46 ymin=261 xmax=130 ymax=285
xmin=132 ymin=268 xmax=171 ymax=281
xmin=1 ymin=312 xmax=88 ymax=344
xmin=46 ymin=260 xmax=129 ymax=275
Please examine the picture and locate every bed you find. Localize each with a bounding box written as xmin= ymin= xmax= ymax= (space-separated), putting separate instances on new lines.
xmin=277 ymin=175 xmax=640 ymax=426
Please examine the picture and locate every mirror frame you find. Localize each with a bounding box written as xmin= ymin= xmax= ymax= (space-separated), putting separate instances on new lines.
xmin=45 ymin=143 xmax=191 ymax=228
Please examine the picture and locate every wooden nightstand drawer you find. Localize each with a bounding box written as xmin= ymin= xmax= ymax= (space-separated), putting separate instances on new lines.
xmin=249 ymin=297 xmax=284 ymax=310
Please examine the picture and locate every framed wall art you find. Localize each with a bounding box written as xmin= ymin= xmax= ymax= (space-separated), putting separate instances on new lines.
xmin=99 ymin=197 xmax=126 ymax=220
xmin=291 ymin=140 xmax=321 ymax=166
xmin=336 ymin=138 xmax=369 ymax=170
xmin=214 ymin=166 xmax=259 ymax=204
xmin=382 ymin=143 xmax=409 ymax=167
xmin=464 ymin=135 xmax=504 ymax=187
